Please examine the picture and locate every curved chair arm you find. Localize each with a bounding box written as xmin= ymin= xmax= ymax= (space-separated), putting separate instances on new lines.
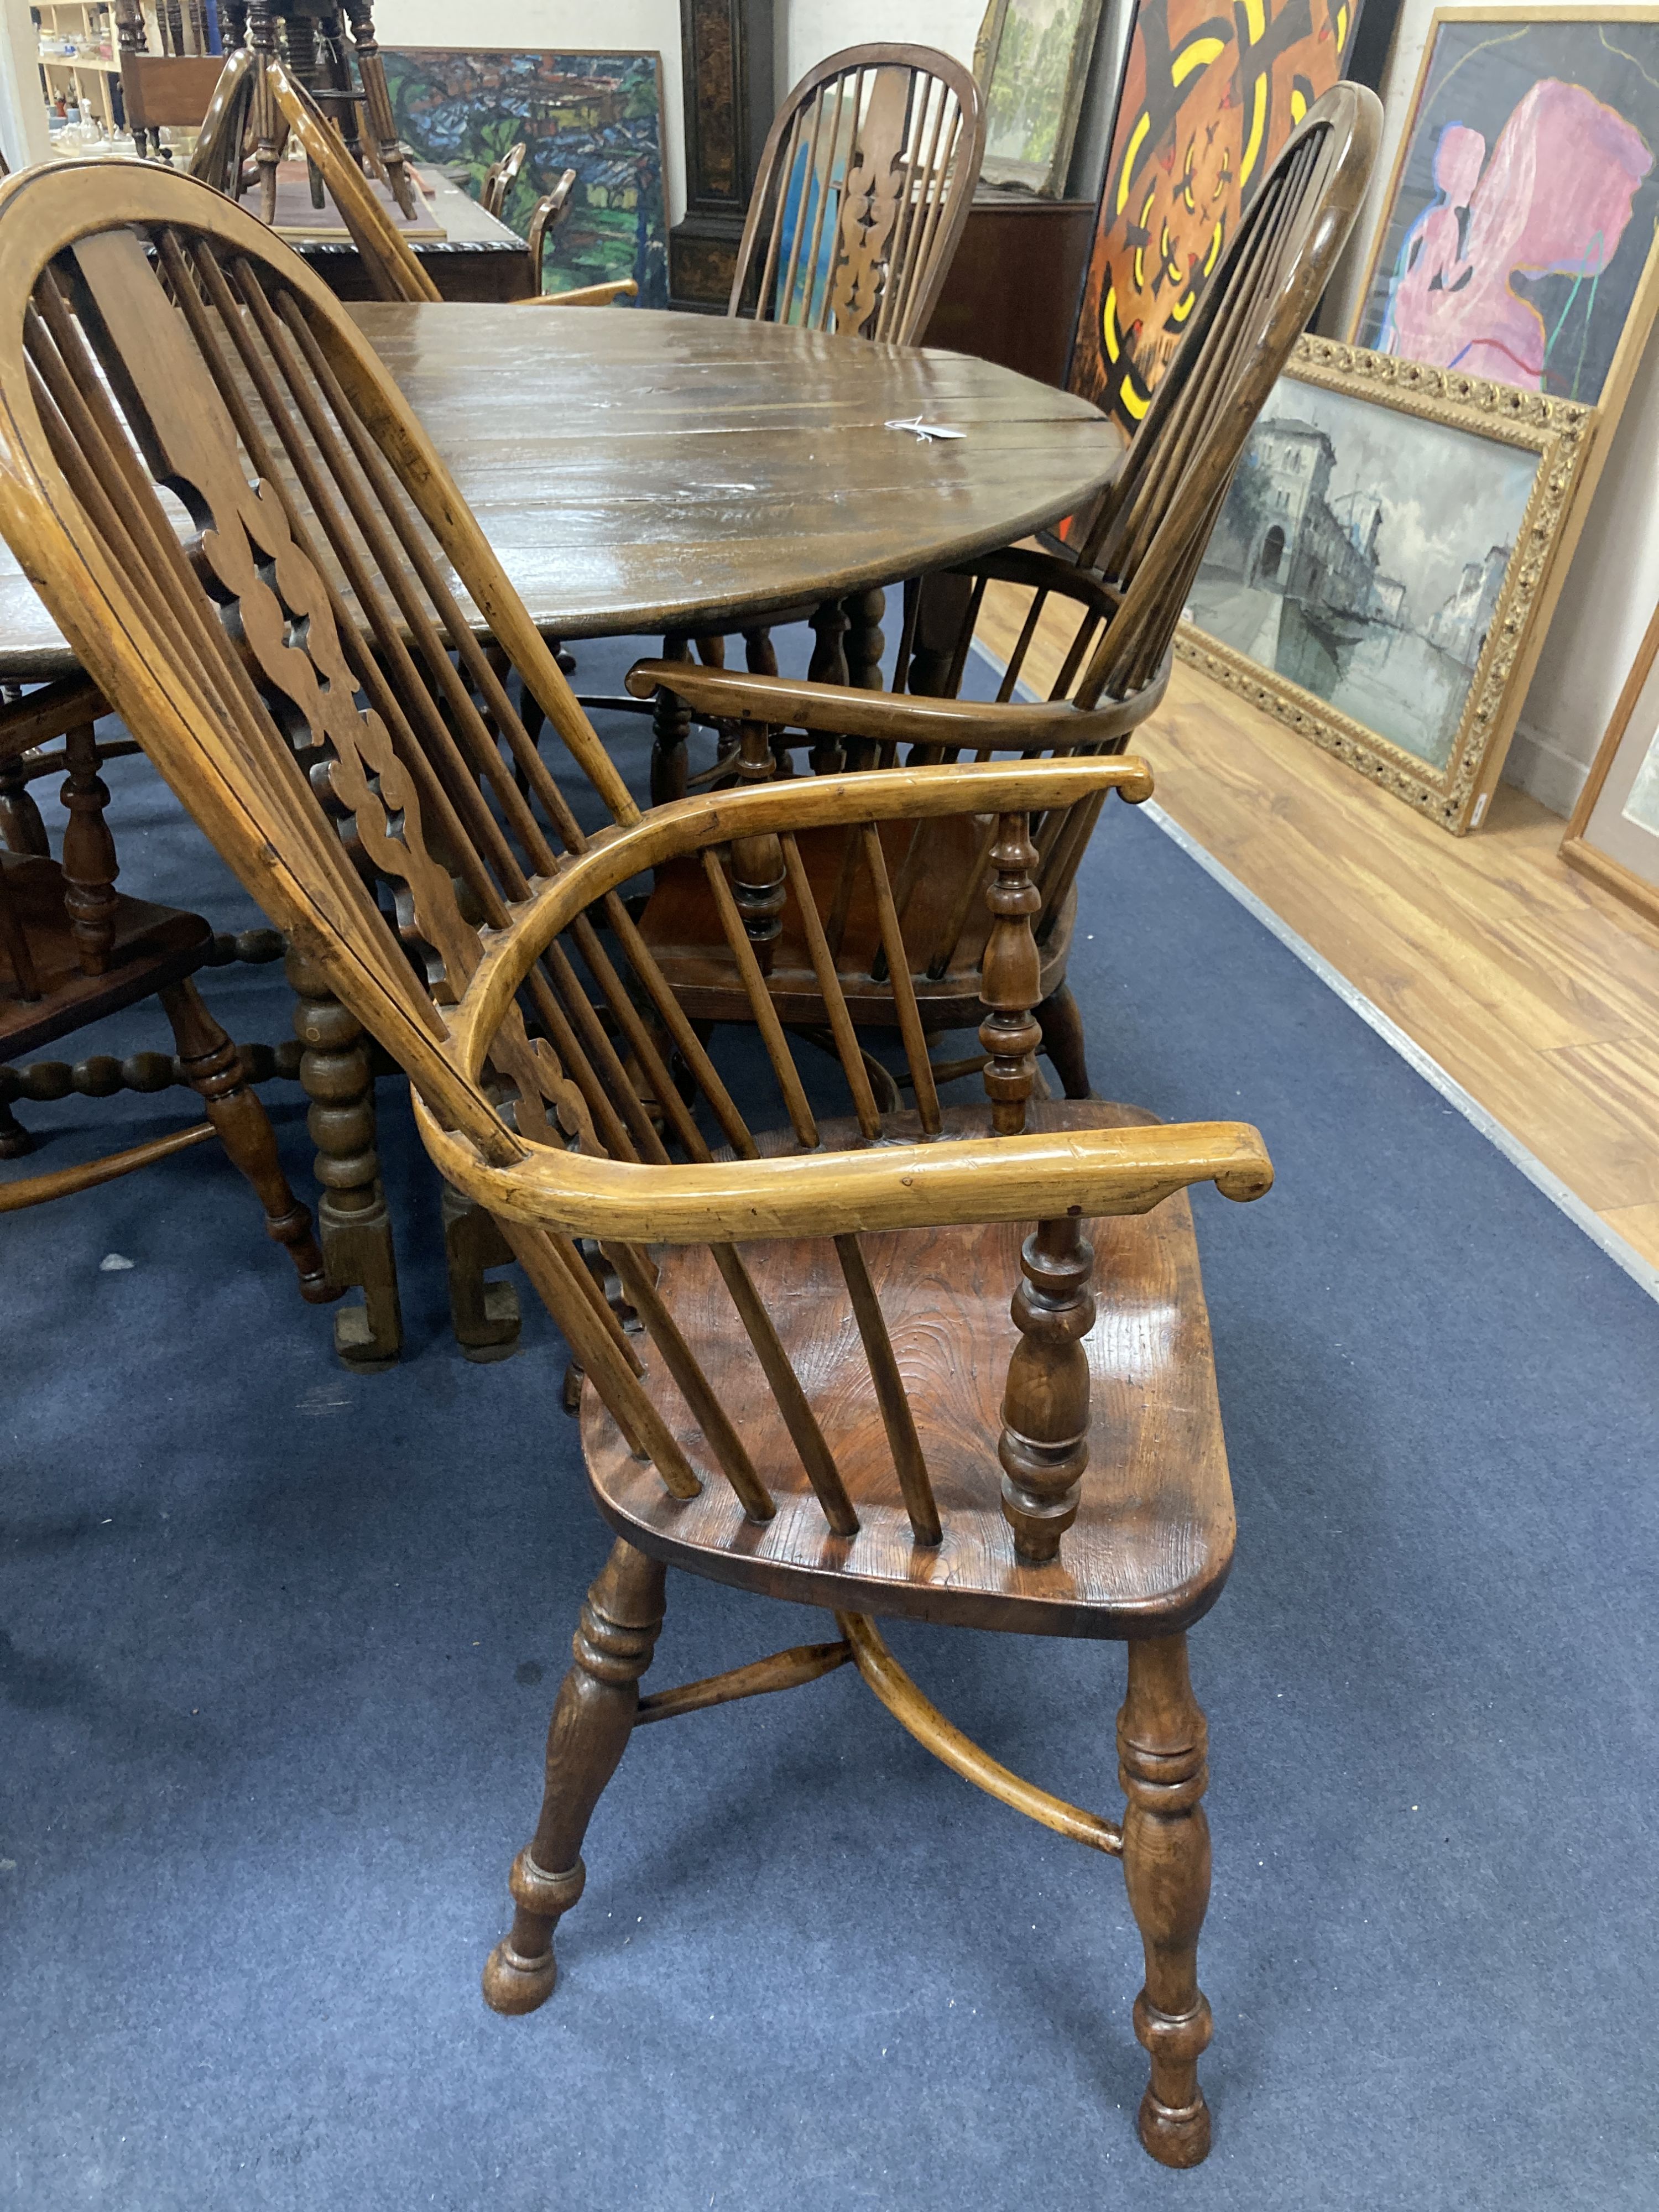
xmin=410 ymin=760 xmax=1274 ymax=1243
xmin=520 ymin=169 xmax=635 ymax=304
xmin=520 ymin=279 xmax=639 ymax=307
xmin=624 ymin=655 xmax=1169 ymax=749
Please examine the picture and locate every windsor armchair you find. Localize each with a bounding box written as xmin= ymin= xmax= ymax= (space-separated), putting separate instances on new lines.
xmin=0 ymin=160 xmax=1274 ymax=2167
xmin=479 ymin=140 xmax=525 ymax=220
xmin=0 ymin=675 xmax=328 ymax=1291
xmin=607 ymin=43 xmax=988 ymax=734
xmin=630 ymin=85 xmax=1382 ymax=1102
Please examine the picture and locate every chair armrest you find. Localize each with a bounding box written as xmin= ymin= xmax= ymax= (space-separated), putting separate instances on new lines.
xmin=520 ymin=279 xmax=639 ymax=307
xmin=415 ymin=1098 xmax=1274 ymax=1245
xmin=623 ymin=657 xmax=1168 ymax=749
xmin=403 ymin=756 xmax=1266 ymax=1249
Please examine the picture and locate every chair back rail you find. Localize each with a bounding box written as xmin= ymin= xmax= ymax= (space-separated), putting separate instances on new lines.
xmin=729 ymin=43 xmax=985 ymax=343
xmin=0 ymin=161 xmax=1268 ymax=1569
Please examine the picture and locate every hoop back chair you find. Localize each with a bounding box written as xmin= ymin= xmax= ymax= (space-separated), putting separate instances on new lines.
xmin=628 ymin=85 xmax=1382 ymax=1102
xmin=730 ymin=43 xmax=985 ymax=343
xmin=0 ymin=160 xmax=1275 ymax=2168
xmin=602 ymin=45 xmax=987 ymax=762
xmin=479 ymin=139 xmax=525 ymax=220
xmin=192 ymin=59 xmax=636 ymax=306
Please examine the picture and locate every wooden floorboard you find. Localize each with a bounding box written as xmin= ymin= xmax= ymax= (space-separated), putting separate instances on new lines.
xmin=978 ymin=582 xmax=1659 ymax=1272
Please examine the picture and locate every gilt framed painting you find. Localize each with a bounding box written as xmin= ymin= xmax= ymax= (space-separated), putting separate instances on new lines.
xmin=1561 ymin=597 xmax=1659 ymax=926
xmin=380 ymin=49 xmax=670 ymax=306
xmin=1176 ymin=338 xmax=1592 ymax=831
xmin=1067 ymin=0 xmax=1364 ymax=432
xmin=1348 ymin=9 xmax=1659 ymax=421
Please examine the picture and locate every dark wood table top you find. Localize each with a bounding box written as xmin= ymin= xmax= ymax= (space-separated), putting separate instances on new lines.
xmin=0 ymin=304 xmax=1124 ymax=680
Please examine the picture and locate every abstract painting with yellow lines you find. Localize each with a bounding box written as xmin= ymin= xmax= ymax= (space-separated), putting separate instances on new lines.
xmin=1070 ymin=0 xmax=1360 ymax=430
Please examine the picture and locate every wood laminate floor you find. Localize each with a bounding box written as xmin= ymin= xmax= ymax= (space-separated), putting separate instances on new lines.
xmin=979 ymin=584 xmax=1659 ymax=1271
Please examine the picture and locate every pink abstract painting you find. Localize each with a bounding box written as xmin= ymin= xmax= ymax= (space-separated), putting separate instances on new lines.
xmin=1380 ymin=80 xmax=1652 ymax=389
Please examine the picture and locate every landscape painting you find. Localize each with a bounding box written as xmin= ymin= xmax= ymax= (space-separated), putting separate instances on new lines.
xmin=1068 ymin=0 xmax=1361 ymax=431
xmin=978 ymin=0 xmax=1103 ymax=194
xmin=1184 ymin=372 xmax=1538 ymax=771
xmin=380 ymin=49 xmax=669 ymax=306
xmin=1351 ymin=14 xmax=1659 ymax=407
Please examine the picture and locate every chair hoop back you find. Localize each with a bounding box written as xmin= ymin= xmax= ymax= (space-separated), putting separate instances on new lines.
xmin=729 ymin=43 xmax=985 ymax=343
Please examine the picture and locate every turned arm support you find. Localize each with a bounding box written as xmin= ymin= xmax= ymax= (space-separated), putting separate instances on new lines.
xmin=623 ymin=656 xmax=1170 ymax=750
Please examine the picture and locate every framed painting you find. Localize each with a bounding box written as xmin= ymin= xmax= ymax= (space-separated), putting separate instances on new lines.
xmin=1066 ymin=0 xmax=1364 ymax=432
xmin=1561 ymin=598 xmax=1659 ymax=926
xmin=1176 ymin=337 xmax=1592 ymax=832
xmin=974 ymin=0 xmax=1105 ymax=195
xmin=1348 ymin=10 xmax=1659 ymax=420
xmin=380 ymin=49 xmax=670 ymax=306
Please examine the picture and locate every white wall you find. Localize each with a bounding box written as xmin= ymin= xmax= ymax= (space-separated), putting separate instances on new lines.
xmin=779 ymin=0 xmax=984 ymax=93
xmin=1323 ymin=0 xmax=1659 ymax=817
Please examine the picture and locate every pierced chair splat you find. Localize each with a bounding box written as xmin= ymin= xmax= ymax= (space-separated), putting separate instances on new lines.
xmin=0 ymin=158 xmax=1277 ymax=2170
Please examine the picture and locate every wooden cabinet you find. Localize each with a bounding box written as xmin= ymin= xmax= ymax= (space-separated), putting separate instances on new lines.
xmin=923 ymin=190 xmax=1097 ymax=390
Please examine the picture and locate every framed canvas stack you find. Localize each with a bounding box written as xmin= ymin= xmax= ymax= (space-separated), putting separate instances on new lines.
xmin=379 ymin=49 xmax=671 ymax=306
xmin=974 ymin=0 xmax=1106 ymax=196
xmin=1562 ymin=602 xmax=1659 ymax=927
xmin=1171 ymin=7 xmax=1659 ymax=830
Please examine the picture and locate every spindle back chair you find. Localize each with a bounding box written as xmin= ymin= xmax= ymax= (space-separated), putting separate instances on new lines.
xmin=479 ymin=140 xmax=525 ymax=220
xmin=629 ymin=85 xmax=1381 ymax=1100
xmin=0 ymin=159 xmax=1276 ymax=2168
xmin=730 ymin=43 xmax=985 ymax=343
xmin=0 ymin=671 xmax=327 ymax=1286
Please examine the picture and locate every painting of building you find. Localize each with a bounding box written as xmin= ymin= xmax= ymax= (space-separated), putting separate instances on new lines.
xmin=380 ymin=50 xmax=669 ymax=306
xmin=1186 ymin=374 xmax=1539 ymax=771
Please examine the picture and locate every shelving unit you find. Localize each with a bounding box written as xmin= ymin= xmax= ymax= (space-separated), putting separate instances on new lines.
xmin=35 ymin=0 xmax=121 ymax=133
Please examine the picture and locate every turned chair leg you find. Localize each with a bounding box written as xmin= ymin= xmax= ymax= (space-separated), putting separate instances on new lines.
xmin=483 ymin=1538 xmax=667 ymax=2015
xmin=1119 ymin=1632 xmax=1214 ymax=2167
xmin=1037 ymin=983 xmax=1093 ymax=1099
xmin=158 ymin=977 xmax=333 ymax=1302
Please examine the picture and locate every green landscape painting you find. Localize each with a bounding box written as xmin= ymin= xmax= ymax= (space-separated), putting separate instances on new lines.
xmin=380 ymin=49 xmax=668 ymax=305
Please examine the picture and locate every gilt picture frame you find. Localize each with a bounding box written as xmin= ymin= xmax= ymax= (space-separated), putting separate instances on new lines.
xmin=1176 ymin=338 xmax=1593 ymax=832
xmin=1346 ymin=8 xmax=1659 ymax=432
xmin=1561 ymin=597 xmax=1659 ymax=927
xmin=974 ymin=0 xmax=1106 ymax=196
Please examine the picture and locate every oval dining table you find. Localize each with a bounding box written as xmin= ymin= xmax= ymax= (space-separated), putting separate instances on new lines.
xmin=0 ymin=302 xmax=1126 ymax=1371
xmin=0 ymin=301 xmax=1126 ymax=684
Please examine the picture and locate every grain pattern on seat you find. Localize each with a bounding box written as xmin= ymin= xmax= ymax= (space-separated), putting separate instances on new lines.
xmin=584 ymin=1102 xmax=1232 ymax=1639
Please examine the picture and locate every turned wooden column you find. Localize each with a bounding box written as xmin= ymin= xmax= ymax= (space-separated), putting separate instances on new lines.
xmin=1119 ymin=1635 xmax=1214 ymax=2167
xmin=286 ymin=942 xmax=402 ymax=1366
xmin=649 ymin=633 xmax=694 ymax=810
xmin=669 ymin=0 xmax=776 ymax=310
xmin=980 ymin=811 xmax=1097 ymax=1562
xmin=58 ymin=723 xmax=118 ymax=975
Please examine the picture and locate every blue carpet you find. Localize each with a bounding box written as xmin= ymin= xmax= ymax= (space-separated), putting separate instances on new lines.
xmin=3 ymin=635 xmax=1657 ymax=2210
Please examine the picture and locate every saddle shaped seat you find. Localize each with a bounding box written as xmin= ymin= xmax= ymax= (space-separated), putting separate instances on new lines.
xmin=588 ymin=1099 xmax=1232 ymax=1641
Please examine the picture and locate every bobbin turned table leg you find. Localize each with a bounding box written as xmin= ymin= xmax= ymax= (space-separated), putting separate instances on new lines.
xmin=1119 ymin=1634 xmax=1214 ymax=2168
xmin=286 ymin=945 xmax=402 ymax=1368
xmin=483 ymin=1538 xmax=666 ymax=2014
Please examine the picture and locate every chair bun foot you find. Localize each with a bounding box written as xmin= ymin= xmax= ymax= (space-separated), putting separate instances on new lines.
xmin=1137 ymin=2088 xmax=1211 ymax=2167
xmin=482 ymin=1939 xmax=557 ymax=2015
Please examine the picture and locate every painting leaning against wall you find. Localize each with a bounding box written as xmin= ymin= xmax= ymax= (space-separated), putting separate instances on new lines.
xmin=1177 ymin=338 xmax=1592 ymax=832
xmin=1349 ymin=12 xmax=1659 ymax=412
xmin=1068 ymin=0 xmax=1363 ymax=434
xmin=380 ymin=49 xmax=669 ymax=305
